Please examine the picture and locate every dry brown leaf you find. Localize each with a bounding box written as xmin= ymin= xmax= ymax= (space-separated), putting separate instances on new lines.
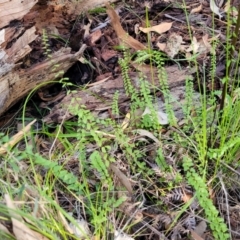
xmin=182 ymin=193 xmax=192 ymax=203
xmin=121 ymin=113 xmax=130 ymax=130
xmin=190 ymin=4 xmax=202 ymax=14
xmin=132 ymin=211 xmax=143 ymax=224
xmin=135 ymin=129 xmax=160 ymax=145
xmin=186 ymin=37 xmax=199 ymax=53
xmin=0 ymin=119 xmax=36 ymax=155
xmin=88 ymin=29 xmax=102 ymax=45
xmin=156 ymin=42 xmax=166 ymax=51
xmin=57 ymin=211 xmax=74 ymax=235
xmin=190 ymin=230 xmax=204 ymax=240
xmin=198 ymin=35 xmax=213 ymax=56
xmin=106 ymin=3 xmax=146 ymax=50
xmin=5 ymin=194 xmax=48 ymax=240
xmin=194 ymin=220 xmax=207 ymax=236
xmin=210 ymin=0 xmax=223 ymax=19
xmin=110 ymin=163 xmax=133 ymax=194
xmin=139 ymin=22 xmax=172 ymax=34
xmin=190 ymin=221 xmax=206 ymax=240
xmin=101 ymin=49 xmax=117 ymax=62
xmin=164 ymin=33 xmax=183 ymax=58
xmin=185 ymin=35 xmax=213 ymax=57
xmin=83 ymin=19 xmax=93 ymax=39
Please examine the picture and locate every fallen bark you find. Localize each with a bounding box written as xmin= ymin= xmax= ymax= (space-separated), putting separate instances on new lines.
xmin=0 ymin=0 xmax=118 ymax=116
xmin=43 ymin=65 xmax=195 ymax=123
xmin=0 ymin=45 xmax=86 ymax=115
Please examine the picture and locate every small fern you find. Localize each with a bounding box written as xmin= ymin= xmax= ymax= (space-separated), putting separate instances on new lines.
xmin=155 ymin=148 xmax=169 ymax=172
xmin=139 ymin=75 xmax=160 ymax=130
xmin=183 ymin=156 xmax=230 ymax=240
xmin=25 ymin=151 xmax=84 ymax=194
xmin=89 ymin=150 xmax=111 ymax=183
xmin=153 ymin=50 xmax=177 ymax=126
xmin=183 ymin=76 xmax=194 ymax=118
xmin=112 ymin=90 xmax=120 ymax=116
xmin=119 ymin=49 xmax=143 ymax=112
xmin=119 ymin=50 xmax=136 ymax=97
xmin=42 ymin=29 xmax=70 ymax=82
xmin=42 ymin=29 xmax=52 ymax=59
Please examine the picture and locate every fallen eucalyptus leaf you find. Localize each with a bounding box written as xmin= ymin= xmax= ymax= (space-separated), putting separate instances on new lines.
xmin=210 ymin=0 xmax=223 ymax=19
xmin=134 ymin=129 xmax=160 ymax=145
xmin=5 ymin=194 xmax=48 ymax=240
xmin=106 ymin=3 xmax=146 ymax=50
xmin=110 ymin=163 xmax=133 ymax=194
xmin=139 ymin=22 xmax=172 ymax=34
xmin=190 ymin=4 xmax=202 ymax=14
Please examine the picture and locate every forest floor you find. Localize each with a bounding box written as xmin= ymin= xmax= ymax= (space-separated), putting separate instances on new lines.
xmin=1 ymin=0 xmax=240 ymax=239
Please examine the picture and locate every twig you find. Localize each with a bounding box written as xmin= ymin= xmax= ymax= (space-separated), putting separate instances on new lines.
xmin=220 ymin=161 xmax=240 ymax=177
xmin=164 ymin=14 xmax=185 ymax=23
xmin=218 ymin=173 xmax=232 ymax=240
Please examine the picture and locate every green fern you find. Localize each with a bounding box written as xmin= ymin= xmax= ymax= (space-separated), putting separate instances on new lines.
xmin=25 ymin=151 xmax=84 ymax=194
xmin=183 ymin=156 xmax=230 ymax=240
xmin=183 ymin=76 xmax=194 ymax=117
xmin=119 ymin=49 xmax=143 ymax=112
xmin=139 ymin=74 xmax=160 ymax=130
xmin=89 ymin=149 xmax=111 ymax=183
xmin=112 ymin=90 xmax=120 ymax=116
xmin=119 ymin=50 xmax=136 ymax=97
xmin=153 ymin=50 xmax=177 ymax=126
xmin=42 ymin=29 xmax=52 ymax=59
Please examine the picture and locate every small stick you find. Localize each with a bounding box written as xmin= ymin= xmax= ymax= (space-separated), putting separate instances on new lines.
xmin=164 ymin=14 xmax=185 ymax=23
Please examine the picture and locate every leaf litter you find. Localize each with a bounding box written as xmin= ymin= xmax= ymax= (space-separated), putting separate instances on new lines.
xmin=1 ymin=0 xmax=240 ymax=239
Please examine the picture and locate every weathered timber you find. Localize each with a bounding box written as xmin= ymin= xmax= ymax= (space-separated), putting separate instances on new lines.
xmin=0 ymin=0 xmax=118 ymax=115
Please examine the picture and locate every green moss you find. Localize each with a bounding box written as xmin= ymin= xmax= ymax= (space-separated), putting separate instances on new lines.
xmin=88 ymin=7 xmax=106 ymax=14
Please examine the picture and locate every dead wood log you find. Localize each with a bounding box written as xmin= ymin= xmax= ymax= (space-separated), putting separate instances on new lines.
xmin=43 ymin=65 xmax=195 ymax=123
xmin=0 ymin=0 xmax=118 ymax=116
xmin=0 ymin=0 xmax=36 ymax=29
xmin=0 ymin=0 xmax=195 ymax=122
xmin=0 ymin=45 xmax=87 ymax=115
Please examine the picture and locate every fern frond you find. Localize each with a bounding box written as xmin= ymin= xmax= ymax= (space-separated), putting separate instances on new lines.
xmin=183 ymin=156 xmax=230 ymax=240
